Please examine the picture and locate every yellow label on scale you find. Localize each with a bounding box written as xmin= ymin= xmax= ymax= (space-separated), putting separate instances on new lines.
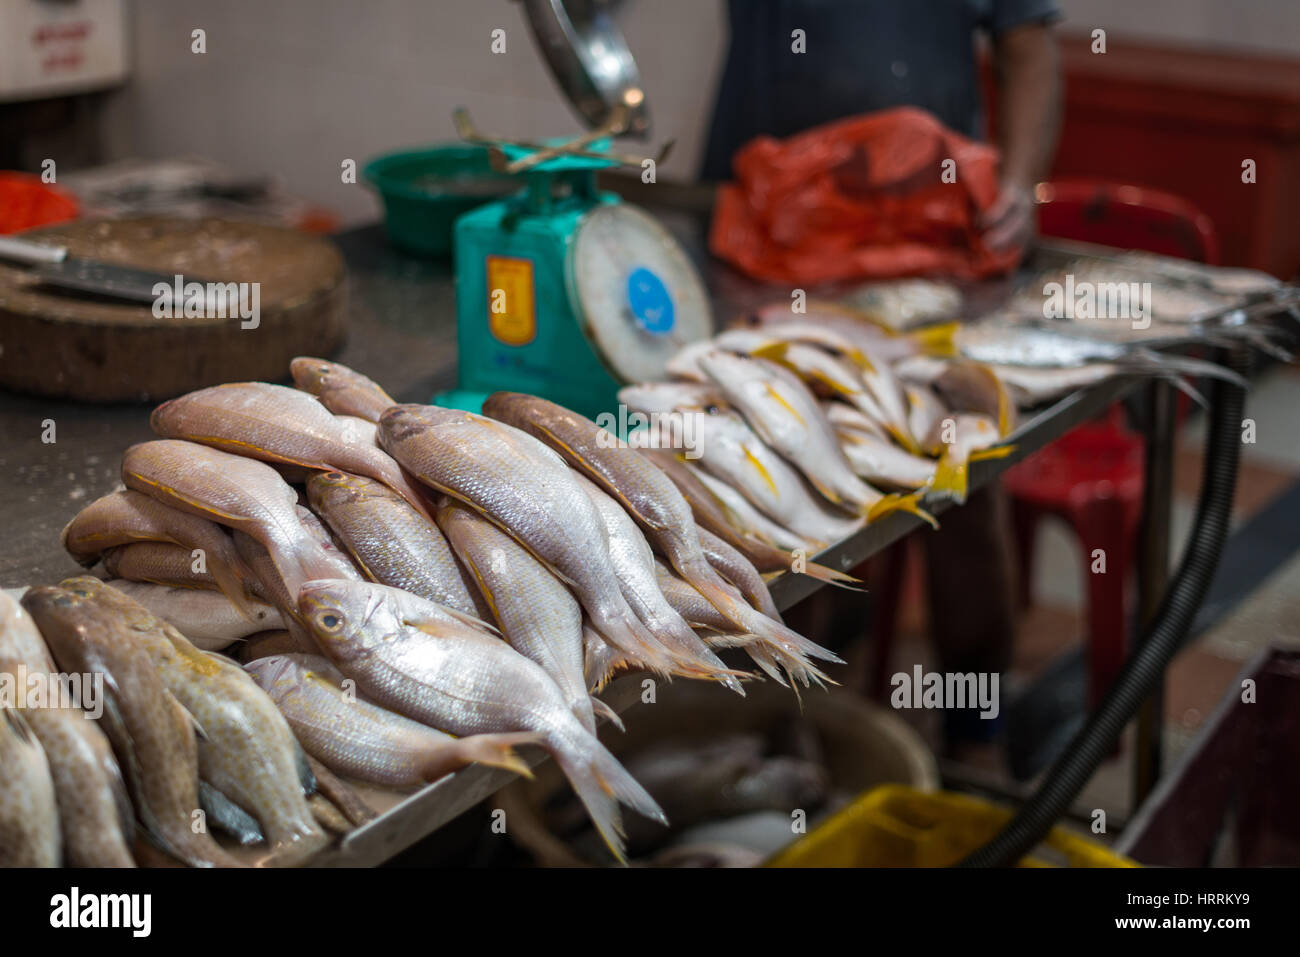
xmin=486 ymin=256 xmax=536 ymax=346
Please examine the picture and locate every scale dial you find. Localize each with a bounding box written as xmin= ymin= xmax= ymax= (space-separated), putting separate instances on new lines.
xmin=569 ymin=202 xmax=712 ymax=383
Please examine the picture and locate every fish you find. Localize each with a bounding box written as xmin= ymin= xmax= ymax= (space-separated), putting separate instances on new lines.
xmin=712 ymin=331 xmax=917 ymax=448
xmin=894 ymin=356 xmax=1017 ymax=437
xmin=698 ymin=350 xmax=925 ymax=519
xmin=694 ymin=524 xmax=788 ymax=620
xmin=150 ymin=382 xmax=431 ymax=517
xmin=230 ymin=531 xmax=333 ymax=655
xmin=307 ymin=470 xmax=486 ymax=619
xmin=736 ymin=301 xmax=926 ymax=363
xmin=103 ymin=580 xmax=283 ymax=650
xmin=298 ymin=579 xmax=667 ymax=862
xmin=645 ymin=408 xmax=862 ymax=545
xmin=927 ymin=413 xmax=1014 ymax=504
xmin=904 ymin=386 xmax=948 ymax=454
xmin=654 ymin=564 xmax=745 ymax=632
xmin=62 ymin=489 xmax=256 ymax=616
xmin=22 ymin=584 xmax=244 ymax=868
xmin=103 ymin=540 xmax=266 ymax=601
xmin=1 ymin=618 xmax=135 ymax=866
xmin=246 ymin=654 xmax=539 ymax=789
xmin=0 ymin=590 xmax=55 ymax=671
xmin=718 ymin=321 xmax=877 ymax=369
xmin=0 ymin=705 xmax=60 ymax=867
xmin=60 ymin=577 xmax=329 ymax=866
xmin=841 ymin=279 xmax=963 ymax=330
xmin=480 ymin=391 xmax=783 ymax=633
xmin=583 ymin=621 xmax=634 ymax=694
xmin=437 ymin=498 xmax=606 ymax=728
xmin=951 ymin=320 xmax=1251 ymax=389
xmin=616 ymin=381 xmax=728 ymax=417
xmin=290 ymin=356 xmax=396 ymax=423
xmin=378 ymin=404 xmax=680 ymax=677
xmin=569 ymin=474 xmax=749 ymax=695
xmin=690 ymin=467 xmax=820 ymax=553
xmin=837 ymin=430 xmax=938 ymax=490
xmin=822 ymin=400 xmax=888 ymax=441
xmin=122 ymin=439 xmax=356 ymax=597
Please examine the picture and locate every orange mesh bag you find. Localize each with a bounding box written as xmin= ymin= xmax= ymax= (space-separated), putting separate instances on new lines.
xmin=709 ymin=107 xmax=1020 ymax=283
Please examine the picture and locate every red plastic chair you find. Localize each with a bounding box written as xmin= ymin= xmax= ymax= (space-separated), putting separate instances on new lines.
xmin=1004 ymin=179 xmax=1219 ymax=708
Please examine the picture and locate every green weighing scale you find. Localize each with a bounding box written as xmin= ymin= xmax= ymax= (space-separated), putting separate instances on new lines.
xmin=434 ymin=0 xmax=712 ymax=420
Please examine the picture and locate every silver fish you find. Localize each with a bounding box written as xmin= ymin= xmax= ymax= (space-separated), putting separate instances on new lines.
xmin=307 ymin=470 xmax=485 ymax=619
xmin=246 ymin=654 xmax=539 ymax=789
xmin=298 ymin=579 xmax=666 ymax=862
xmin=290 ymin=356 xmax=396 ymax=423
xmin=103 ymin=580 xmax=283 ymax=650
xmin=570 ymin=474 xmax=747 ymax=695
xmin=437 ymin=498 xmax=605 ymax=730
xmin=378 ymin=404 xmax=681 ymax=677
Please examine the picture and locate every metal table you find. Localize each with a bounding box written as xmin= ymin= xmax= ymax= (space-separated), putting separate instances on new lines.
xmin=0 ymin=210 xmax=1175 ymax=867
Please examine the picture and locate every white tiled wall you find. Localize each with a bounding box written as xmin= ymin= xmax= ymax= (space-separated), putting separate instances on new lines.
xmin=109 ymin=0 xmax=726 ymax=224
xmin=106 ymin=0 xmax=1300 ymax=225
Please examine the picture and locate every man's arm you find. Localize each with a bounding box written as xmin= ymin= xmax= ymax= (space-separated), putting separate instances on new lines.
xmin=980 ymin=22 xmax=1062 ymax=252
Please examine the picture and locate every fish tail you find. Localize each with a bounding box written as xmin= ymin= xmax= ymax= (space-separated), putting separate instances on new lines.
xmin=884 ymin=421 xmax=925 ymax=456
xmin=751 ymin=613 xmax=845 ymax=666
xmin=700 ymin=630 xmax=764 ymax=650
xmin=925 ymin=444 xmax=1013 ymax=507
xmin=656 ymin=621 xmax=751 ymax=695
xmin=865 ymin=489 xmax=939 ymax=527
xmin=679 ymin=560 xmax=752 ymax=631
xmin=440 ymin=732 xmax=541 ymax=781
xmin=591 ymin=604 xmax=678 ymax=679
xmin=1125 ymin=351 xmax=1251 ymax=390
xmin=799 ymin=559 xmax=866 ymax=590
xmin=549 ymin=743 xmax=630 ymax=864
xmin=210 ymin=552 xmax=263 ymax=621
xmin=910 ymin=320 xmax=959 ymax=356
xmin=589 ymin=696 xmax=625 ymax=732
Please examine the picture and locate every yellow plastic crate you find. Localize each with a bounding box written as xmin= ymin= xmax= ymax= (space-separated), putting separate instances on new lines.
xmin=766 ymin=784 xmax=1137 ymax=868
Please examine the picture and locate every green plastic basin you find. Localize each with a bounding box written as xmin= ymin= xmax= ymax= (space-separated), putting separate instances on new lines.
xmin=363 ymin=144 xmax=519 ymax=257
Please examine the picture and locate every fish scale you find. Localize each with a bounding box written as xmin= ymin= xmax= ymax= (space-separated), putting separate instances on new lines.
xmin=308 ymin=470 xmax=486 ymax=619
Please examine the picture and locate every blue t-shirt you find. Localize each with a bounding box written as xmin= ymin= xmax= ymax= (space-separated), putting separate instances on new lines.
xmin=701 ymin=0 xmax=1060 ymax=180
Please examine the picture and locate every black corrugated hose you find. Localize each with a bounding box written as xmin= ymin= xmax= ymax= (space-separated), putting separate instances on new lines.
xmin=958 ymin=347 xmax=1248 ymax=867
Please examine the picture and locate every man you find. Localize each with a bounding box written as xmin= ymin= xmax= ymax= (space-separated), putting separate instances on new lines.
xmin=702 ymin=0 xmax=1063 ymax=753
xmin=702 ymin=0 xmax=1062 ymax=255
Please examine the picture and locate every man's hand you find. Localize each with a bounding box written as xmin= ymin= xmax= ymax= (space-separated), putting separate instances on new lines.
xmin=979 ymin=180 xmax=1035 ymax=253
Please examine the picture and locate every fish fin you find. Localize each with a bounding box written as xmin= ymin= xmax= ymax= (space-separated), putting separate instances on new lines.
xmin=172 ymin=696 xmax=208 ymax=743
xmin=749 ymin=339 xmax=790 ymax=362
xmin=442 ymin=732 xmax=542 ymax=781
xmin=765 ymin=383 xmax=806 ymax=425
xmin=865 ymin=490 xmax=939 ymax=528
xmin=1126 ymin=350 xmax=1251 ymax=390
xmin=590 ymin=613 xmax=676 ymax=679
xmin=970 ymin=444 xmax=1016 ymax=465
xmin=210 ymin=550 xmax=262 ymax=622
xmin=198 ymin=780 xmax=264 ymax=846
xmin=589 ymin=696 xmax=625 ymax=732
xmin=928 ymin=449 xmax=969 ymax=505
xmin=700 ymin=630 xmax=764 ymax=650
xmin=741 ymin=443 xmax=780 ymax=497
xmin=799 ymin=559 xmax=866 ymax=590
xmin=884 ymin=422 xmax=925 ymax=456
xmin=910 ymin=320 xmax=959 ymax=357
xmin=678 ymin=562 xmax=752 ymax=631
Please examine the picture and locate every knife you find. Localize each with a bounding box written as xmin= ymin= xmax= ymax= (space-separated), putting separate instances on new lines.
xmin=0 ymin=234 xmax=236 ymax=313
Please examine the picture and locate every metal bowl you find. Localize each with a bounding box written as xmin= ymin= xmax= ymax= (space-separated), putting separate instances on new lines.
xmin=521 ymin=0 xmax=651 ymax=137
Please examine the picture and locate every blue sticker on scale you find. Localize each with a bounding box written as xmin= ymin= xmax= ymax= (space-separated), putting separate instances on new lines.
xmin=627 ymin=267 xmax=675 ymax=336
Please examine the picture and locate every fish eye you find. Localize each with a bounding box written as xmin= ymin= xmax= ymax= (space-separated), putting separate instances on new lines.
xmin=317 ymin=612 xmax=343 ymax=631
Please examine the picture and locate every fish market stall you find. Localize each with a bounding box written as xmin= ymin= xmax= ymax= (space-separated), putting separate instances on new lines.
xmin=2 ymin=203 xmax=1288 ymax=868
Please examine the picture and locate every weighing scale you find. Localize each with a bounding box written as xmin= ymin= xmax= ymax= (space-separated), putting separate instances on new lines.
xmin=434 ymin=0 xmax=712 ymax=420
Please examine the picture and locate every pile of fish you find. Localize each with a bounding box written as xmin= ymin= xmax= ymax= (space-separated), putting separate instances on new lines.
xmin=4 ymin=356 xmax=857 ymax=867
xmin=629 ymin=285 xmax=1281 ymax=552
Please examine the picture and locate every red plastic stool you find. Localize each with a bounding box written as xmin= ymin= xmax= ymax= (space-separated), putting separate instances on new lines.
xmin=1003 ymin=408 xmax=1145 ymax=706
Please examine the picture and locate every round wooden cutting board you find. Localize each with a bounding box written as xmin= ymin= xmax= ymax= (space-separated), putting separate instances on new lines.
xmin=0 ymin=217 xmax=347 ymax=402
